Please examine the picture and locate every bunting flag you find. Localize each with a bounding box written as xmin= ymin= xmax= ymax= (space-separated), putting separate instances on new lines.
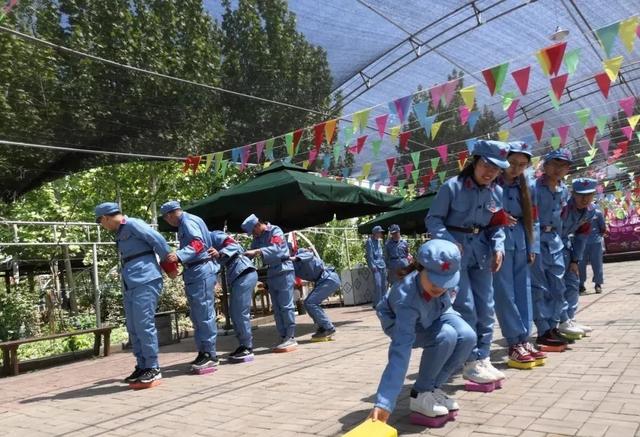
xmin=322 ymin=153 xmax=331 ymax=170
xmin=412 ymin=101 xmax=429 ymax=130
xmin=436 ymin=144 xmax=448 ymax=164
xmin=255 ymin=140 xmax=266 ymax=162
xmin=599 ymin=139 xmax=610 ymax=157
xmin=429 ymin=83 xmax=445 ymax=109
xmin=220 ymin=159 xmax=229 ymax=178
xmin=594 ymin=72 xmax=612 ymax=98
xmin=595 ymin=22 xmax=620 ymax=57
xmin=375 ymin=114 xmax=389 ymax=139
xmin=564 ymin=48 xmax=581 ymax=75
xmin=313 ymin=123 xmax=325 ymax=150
xmin=459 ymin=85 xmax=476 ymax=109
xmin=341 ymin=124 xmax=353 ymax=146
xmin=506 ymin=98 xmax=520 ymax=122
xmin=203 ymin=154 xmax=213 ymax=173
xmin=438 ymin=170 xmax=447 ymax=183
xmin=584 ymin=154 xmax=594 ymax=167
xmin=390 ymin=125 xmax=401 ymax=143
xmin=371 ymin=139 xmax=382 ymax=158
xmin=421 ymin=172 xmax=434 ymax=188
xmin=361 ymin=162 xmax=372 ymax=180
xmin=442 ymin=79 xmax=459 ymax=107
xmin=213 ymin=152 xmax=223 ymax=173
xmin=628 ymin=115 xmax=640 ymax=130
xmin=341 ymin=167 xmax=351 ymax=178
xmin=355 ymin=135 xmax=368 ymax=154
xmin=548 ymin=89 xmax=561 ymax=111
xmin=550 ymin=136 xmax=561 ymax=150
xmin=465 ymin=138 xmax=476 ymax=153
xmin=459 ymin=105 xmax=470 ymax=125
xmin=621 ymin=126 xmax=633 ymax=140
xmin=352 ymin=108 xmax=371 ymax=133
xmin=619 ymin=96 xmax=636 ymax=117
xmin=324 ymin=119 xmax=338 ymax=145
xmin=557 ymin=125 xmax=570 ymax=146
xmin=302 ymin=160 xmax=310 ymax=169
xmin=468 ymin=112 xmax=480 ymax=131
xmin=536 ymin=42 xmax=567 ymax=76
xmin=511 ymin=66 xmax=531 ymax=95
xmin=584 ymin=126 xmax=598 ymax=147
xmin=332 ymin=143 xmax=341 ymax=163
xmin=531 ymin=120 xmax=545 ymax=142
xmin=240 ymin=145 xmax=251 ymax=170
xmin=550 ymin=73 xmax=569 ymax=100
xmin=386 ymin=157 xmax=396 ymax=175
xmin=394 ymin=95 xmax=413 ymax=124
xmin=403 ymin=163 xmax=414 ymax=180
xmin=431 ymin=121 xmax=444 ymax=139
xmin=481 ymin=62 xmax=509 ymax=95
xmin=388 ymin=175 xmax=397 ymax=187
xmin=603 ymin=56 xmax=624 ymax=81
xmin=398 ymin=131 xmax=412 ymax=151
xmin=308 ymin=148 xmax=318 ymax=165
xmin=618 ymin=140 xmax=629 ymax=155
xmin=619 ymin=17 xmax=639 ymax=52
xmin=421 ymin=115 xmax=436 ymax=137
xmin=458 ymin=150 xmax=469 ymax=170
xmin=411 ymin=169 xmax=420 ymax=184
xmin=292 ymin=129 xmax=303 ymax=154
xmin=265 ymin=138 xmax=275 ymax=160
xmin=575 ymin=108 xmax=591 ymax=127
xmin=231 ymin=147 xmax=241 ymax=164
xmin=430 ymin=157 xmax=440 ymax=172
xmin=595 ymin=115 xmax=608 ymax=134
xmin=411 ymin=151 xmax=421 ymax=169
xmin=498 ymin=130 xmax=510 ymax=142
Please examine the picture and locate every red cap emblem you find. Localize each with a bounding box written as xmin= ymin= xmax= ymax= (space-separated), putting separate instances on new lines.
xmin=441 ymin=261 xmax=450 ymax=272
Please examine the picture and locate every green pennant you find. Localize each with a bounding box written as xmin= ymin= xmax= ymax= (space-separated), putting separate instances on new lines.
xmin=588 ymin=147 xmax=597 ymax=158
xmin=353 ymin=108 xmax=371 ymax=133
xmin=220 ymin=160 xmax=229 ymax=178
xmin=411 ymin=151 xmax=421 ymax=169
xmin=584 ymin=156 xmax=594 ymax=166
xmin=333 ymin=143 xmax=342 ymax=163
xmin=341 ymin=124 xmax=353 ymax=146
xmin=372 ymin=139 xmax=382 ymax=158
xmin=438 ymin=170 xmax=447 ymax=183
xmin=490 ymin=62 xmax=509 ymax=95
xmin=575 ymin=108 xmax=591 ymax=127
xmin=431 ymin=157 xmax=440 ymax=173
xmin=595 ymin=22 xmax=620 ymax=57
xmin=502 ymin=92 xmax=516 ymax=111
xmin=213 ymin=152 xmax=223 ymax=173
xmin=284 ymin=132 xmax=294 ymax=156
xmin=548 ymin=89 xmax=560 ymax=111
xmin=265 ymin=138 xmax=275 ymax=160
xmin=595 ymin=115 xmax=608 ymax=134
xmin=398 ymin=179 xmax=406 ymax=189
xmin=411 ymin=169 xmax=419 ymax=184
xmin=550 ymin=136 xmax=561 ymax=150
xmin=564 ymin=48 xmax=581 ymax=75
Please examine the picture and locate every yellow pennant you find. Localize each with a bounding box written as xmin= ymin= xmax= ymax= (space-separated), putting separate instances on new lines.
xmin=361 ymin=162 xmax=372 ymax=180
xmin=203 ymin=153 xmax=214 ymax=172
xmin=628 ymin=115 xmax=640 ymax=130
xmin=498 ymin=130 xmax=510 ymax=141
xmin=619 ymin=17 xmax=639 ymax=53
xmin=390 ymin=125 xmax=401 ymax=143
xmin=603 ymin=56 xmax=624 ymax=81
xmin=531 ymin=156 xmax=541 ymax=168
xmin=459 ymin=85 xmax=476 ymax=110
xmin=604 ymin=180 xmax=610 ymax=187
xmin=431 ymin=121 xmax=444 ymax=139
xmin=302 ymin=160 xmax=310 ymax=169
xmin=457 ymin=158 xmax=467 ymax=171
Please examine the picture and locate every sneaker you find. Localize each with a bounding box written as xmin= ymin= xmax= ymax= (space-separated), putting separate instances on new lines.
xmin=572 ymin=319 xmax=593 ymax=334
xmin=124 ymin=367 xmax=144 ymax=383
xmin=192 ymin=352 xmax=219 ymax=370
xmin=537 ymin=329 xmax=567 ymax=346
xmin=481 ymin=357 xmax=506 ymax=380
xmin=409 ymin=390 xmax=449 ymax=417
xmin=551 ymin=327 xmax=574 ymax=344
xmin=463 ymin=360 xmax=496 ymax=384
xmin=271 ymin=337 xmax=285 ymax=349
xmin=558 ymin=320 xmax=584 ymax=336
xmin=190 ymin=351 xmax=205 ymax=365
xmin=273 ymin=337 xmax=298 ymax=351
xmin=579 ymin=285 xmax=587 ymax=294
xmin=433 ymin=388 xmax=459 ymax=411
xmin=595 ymin=284 xmax=602 ymax=294
xmin=508 ymin=344 xmax=536 ymax=363
xmin=137 ymin=368 xmax=162 ymax=384
xmin=229 ymin=346 xmax=254 ymax=361
xmin=311 ymin=327 xmax=336 ymax=340
xmin=523 ymin=342 xmax=547 ymax=360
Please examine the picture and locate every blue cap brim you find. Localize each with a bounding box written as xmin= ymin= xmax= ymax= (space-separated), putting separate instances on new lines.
xmin=428 ymin=270 xmax=460 ymax=289
xmin=483 ymin=156 xmax=509 ymax=169
xmin=574 ymin=189 xmax=595 ymax=194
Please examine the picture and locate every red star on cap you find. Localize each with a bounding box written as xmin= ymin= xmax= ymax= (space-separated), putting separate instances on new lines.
xmin=522 ymin=143 xmax=528 ymax=149
xmin=441 ymin=261 xmax=450 ymax=271
xmin=582 ymin=180 xmax=589 ymax=186
xmin=499 ymin=149 xmax=507 ymax=157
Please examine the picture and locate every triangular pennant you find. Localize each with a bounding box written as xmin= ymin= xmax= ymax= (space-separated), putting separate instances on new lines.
xmin=203 ymin=154 xmax=214 ymax=173
xmin=584 ymin=155 xmax=594 ymax=167
xmin=511 ymin=66 xmax=531 ymax=95
xmin=410 ymin=151 xmax=421 ymax=169
xmin=375 ymin=114 xmax=389 ymax=139
xmin=459 ymin=85 xmax=476 ymax=110
xmin=603 ymin=56 xmax=624 ymax=82
xmin=468 ymin=112 xmax=480 ymax=132
xmin=333 ymin=143 xmax=341 ymax=163
xmin=411 ymin=169 xmax=419 ymax=184
xmin=265 ymin=138 xmax=275 ymax=160
xmin=412 ymin=101 xmax=429 ymax=130
xmin=584 ymin=126 xmax=597 ymax=147
xmin=231 ymin=147 xmax=241 ymax=163
xmin=564 ymin=48 xmax=581 ymax=76
xmin=458 ymin=150 xmax=469 ymax=170
xmin=595 ymin=115 xmax=608 ymax=134
xmin=548 ymin=89 xmax=561 ymax=111
xmin=308 ymin=148 xmax=318 ymax=165
xmin=429 ymin=83 xmax=446 ymax=109
xmin=240 ymin=145 xmax=251 ymax=170
xmin=388 ymin=175 xmax=397 ymax=187
xmin=255 ymin=140 xmax=266 ymax=162
xmin=220 ymin=159 xmax=229 ymax=178
xmin=213 ymin=152 xmax=223 ymax=173
xmin=498 ymin=130 xmax=510 ymax=142
xmin=599 ymin=139 xmax=610 ymax=157
xmin=386 ymin=157 xmax=396 ymax=175
xmin=341 ymin=123 xmax=354 ymax=146
xmin=619 ymin=96 xmax=636 ymax=117
xmin=313 ymin=123 xmax=326 ymax=150
xmin=481 ymin=62 xmax=509 ymax=95
xmin=421 ymin=115 xmax=436 ymax=137
xmin=595 ymin=22 xmax=621 ymax=57
xmin=531 ymin=120 xmax=545 ymax=142
xmin=575 ymin=108 xmax=591 ymax=127
xmin=394 ymin=95 xmax=413 ymax=124
xmin=372 ymin=139 xmax=382 ymax=158
xmin=292 ymin=129 xmax=304 ymax=155
xmin=628 ymin=115 xmax=640 ymax=130
xmin=618 ymin=140 xmax=629 ymax=155
xmin=506 ymin=98 xmax=520 ymax=122
xmin=353 ymin=108 xmax=371 ymax=133
xmin=550 ymin=73 xmax=569 ymax=100
xmin=538 ymin=42 xmax=567 ymax=76
xmin=436 ymin=144 xmax=448 ymax=164
xmin=465 ymin=138 xmax=476 ymax=153
xmin=390 ymin=125 xmax=401 ymax=143
xmin=459 ymin=105 xmax=470 ymax=125
xmin=430 ymin=157 xmax=440 ymax=173
xmin=341 ymin=167 xmax=351 ymax=178
xmin=557 ymin=125 xmax=570 ymax=146
xmin=324 ymin=119 xmax=337 ymax=144
xmin=621 ymin=126 xmax=633 ymax=140
xmin=398 ymin=131 xmax=411 ymax=151
xmin=431 ymin=121 xmax=444 ymax=139
xmin=619 ymin=17 xmax=639 ymax=53
xmin=361 ymin=162 xmax=372 ymax=180
xmin=302 ymin=160 xmax=310 ymax=169
xmin=284 ymin=132 xmax=294 ymax=157
xmin=502 ymin=92 xmax=516 ymax=111
xmin=594 ymin=72 xmax=612 ymax=98
xmin=356 ymin=135 xmax=368 ymax=154
xmin=550 ymin=136 xmax=561 ymax=150
xmin=398 ymin=179 xmax=406 ymax=191
xmin=438 ymin=170 xmax=447 ymax=183
xmin=442 ymin=79 xmax=459 ymax=107
xmin=403 ymin=163 xmax=414 ymax=180
xmin=322 ymin=153 xmax=331 ymax=170
xmin=421 ymin=172 xmax=434 ymax=188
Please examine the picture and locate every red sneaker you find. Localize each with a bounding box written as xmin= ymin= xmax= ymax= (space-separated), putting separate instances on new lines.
xmin=508 ymin=344 xmax=536 ymax=363
xmin=523 ymin=342 xmax=547 ymax=360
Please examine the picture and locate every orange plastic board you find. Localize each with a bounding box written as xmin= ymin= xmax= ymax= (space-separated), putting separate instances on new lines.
xmin=343 ymin=419 xmax=398 ymax=437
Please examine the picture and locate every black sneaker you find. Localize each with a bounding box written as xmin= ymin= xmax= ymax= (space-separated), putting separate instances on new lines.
xmin=311 ymin=327 xmax=336 ymax=340
xmin=137 ymin=368 xmax=162 ymax=384
xmin=190 ymin=351 xmax=205 ymax=365
xmin=551 ymin=327 xmax=574 ymax=344
xmin=579 ymin=285 xmax=586 ymax=294
xmin=229 ymin=346 xmax=254 ymax=362
xmin=192 ymin=352 xmax=218 ymax=370
xmin=124 ymin=367 xmax=144 ymax=383
xmin=536 ymin=329 xmax=567 ymax=347
xmin=595 ymin=284 xmax=602 ymax=294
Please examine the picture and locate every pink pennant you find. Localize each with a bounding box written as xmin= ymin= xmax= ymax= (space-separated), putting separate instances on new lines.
xmin=557 ymin=125 xmax=570 ymax=146
xmin=399 ymin=131 xmax=412 ymax=151
xmin=255 ymin=140 xmax=265 ymax=162
xmin=429 ymin=83 xmax=446 ymax=109
xmin=459 ymin=106 xmax=470 ymax=125
xmin=622 ymin=126 xmax=633 ymax=140
xmin=240 ymin=145 xmax=251 ymax=170
xmin=356 ymin=135 xmax=368 ymax=154
xmin=531 ymin=120 xmax=545 ymax=142
xmin=386 ymin=157 xmax=396 ymax=175
xmin=403 ymin=163 xmax=414 ymax=180
xmin=321 ymin=169 xmax=329 ymax=177
xmin=511 ymin=66 xmax=531 ymax=95
xmin=619 ymin=96 xmax=636 ymax=117
xmin=436 ymin=144 xmax=448 ymax=164
xmin=375 ymin=114 xmax=389 ymax=139
xmin=506 ymin=99 xmax=520 ymax=122
xmin=550 ymin=73 xmax=569 ymax=101
xmin=442 ymin=79 xmax=459 ymax=107
xmin=308 ymin=149 xmax=318 ymax=164
xmin=389 ymin=175 xmax=397 ymax=187
xmin=598 ymin=139 xmax=610 ymax=157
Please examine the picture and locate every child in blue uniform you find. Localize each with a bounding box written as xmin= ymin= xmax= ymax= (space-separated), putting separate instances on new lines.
xmin=579 ymin=207 xmax=606 ymax=294
xmin=493 ymin=141 xmax=546 ymax=366
xmin=369 ymin=239 xmax=475 ymax=424
xmin=385 ymin=224 xmax=411 ymax=286
xmin=426 ymin=140 xmax=509 ymax=385
xmin=208 ymin=230 xmax=258 ymax=362
xmin=365 ymin=225 xmax=387 ymax=308
xmin=290 ymin=247 xmax=341 ymax=340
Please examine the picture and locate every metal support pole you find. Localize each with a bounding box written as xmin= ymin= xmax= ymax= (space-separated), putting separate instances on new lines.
xmin=220 ymin=266 xmax=232 ymax=332
xmin=92 ymin=243 xmax=101 ymax=327
xmin=343 ymin=228 xmax=352 ymax=268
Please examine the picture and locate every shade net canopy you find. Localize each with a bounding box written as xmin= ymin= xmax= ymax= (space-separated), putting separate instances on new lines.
xmin=358 ymin=193 xmax=435 ymax=235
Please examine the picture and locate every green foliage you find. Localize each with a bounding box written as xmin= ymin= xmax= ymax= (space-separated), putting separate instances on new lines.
xmin=0 ymin=289 xmax=41 ymax=341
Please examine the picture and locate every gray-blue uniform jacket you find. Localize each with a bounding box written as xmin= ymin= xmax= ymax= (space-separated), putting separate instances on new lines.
xmin=209 ymin=230 xmax=256 ymax=284
xmin=176 ymin=212 xmax=218 ymax=283
xmin=116 ymin=216 xmax=171 ymax=289
xmin=586 ymin=208 xmax=606 ymax=245
xmin=385 ymin=239 xmax=410 ymax=267
xmin=250 ymin=224 xmax=294 ymax=278
xmin=561 ymin=198 xmax=596 ymax=262
xmin=535 ymin=176 xmax=570 ymax=254
xmin=365 ymin=238 xmax=386 ymax=270
xmin=292 ymin=248 xmax=334 ymax=282
xmin=500 ymin=176 xmax=540 ymax=255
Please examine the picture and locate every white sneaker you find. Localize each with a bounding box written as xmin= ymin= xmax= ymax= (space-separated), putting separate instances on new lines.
xmin=433 ymin=388 xmax=459 ymax=411
xmin=559 ymin=320 xmax=584 ymax=336
xmin=481 ymin=357 xmax=506 ymax=380
xmin=572 ymin=319 xmax=593 ymax=333
xmin=409 ymin=391 xmax=449 ymax=417
xmin=463 ymin=360 xmax=496 ymax=384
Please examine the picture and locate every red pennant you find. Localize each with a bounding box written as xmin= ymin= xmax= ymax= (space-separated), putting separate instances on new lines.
xmin=356 ymin=135 xmax=367 ymax=154
xmin=403 ymin=163 xmax=414 ymax=180
xmin=182 ymin=155 xmax=201 ymax=174
xmin=557 ymin=125 xmax=570 ymax=146
xmin=292 ymin=128 xmax=304 ymax=154
xmin=458 ymin=150 xmax=469 ymax=164
xmin=511 ymin=66 xmax=531 ymax=95
xmin=481 ymin=68 xmax=497 ymax=96
xmin=399 ymin=131 xmax=412 ymax=151
xmin=618 ymin=140 xmax=629 ymax=155
xmin=531 ymin=120 xmax=545 ymax=142
xmin=421 ymin=172 xmax=434 ymax=188
xmin=584 ymin=126 xmax=597 ymax=146
xmin=595 ymin=72 xmax=611 ymax=98
xmin=550 ymin=73 xmax=569 ymax=100
xmin=386 ymin=157 xmax=396 ymax=175
xmin=542 ymin=42 xmax=567 ymax=76
xmin=313 ymin=123 xmax=325 ymax=151
xmin=389 ymin=175 xmax=397 ymax=187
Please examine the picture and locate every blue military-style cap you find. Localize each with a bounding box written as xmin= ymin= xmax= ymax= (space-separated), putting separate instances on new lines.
xmin=508 ymin=141 xmax=533 ymax=157
xmin=389 ymin=224 xmax=401 ymax=233
xmin=160 ymin=200 xmax=181 ymax=215
xmin=472 ymin=140 xmax=510 ymax=169
xmin=372 ymin=225 xmax=384 ymax=234
xmin=572 ymin=177 xmax=597 ymax=194
xmin=94 ymin=202 xmax=120 ymax=223
xmin=241 ymin=214 xmax=260 ymax=235
xmin=544 ymin=148 xmax=573 ymax=163
xmin=417 ymin=239 xmax=461 ymax=289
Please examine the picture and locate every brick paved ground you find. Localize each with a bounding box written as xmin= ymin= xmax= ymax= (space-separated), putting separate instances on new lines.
xmin=1 ymin=260 xmax=639 ymax=436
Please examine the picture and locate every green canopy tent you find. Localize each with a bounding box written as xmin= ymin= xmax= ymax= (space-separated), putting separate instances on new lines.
xmin=357 ymin=193 xmax=435 ymax=235
xmin=160 ymin=161 xmax=404 ymax=232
